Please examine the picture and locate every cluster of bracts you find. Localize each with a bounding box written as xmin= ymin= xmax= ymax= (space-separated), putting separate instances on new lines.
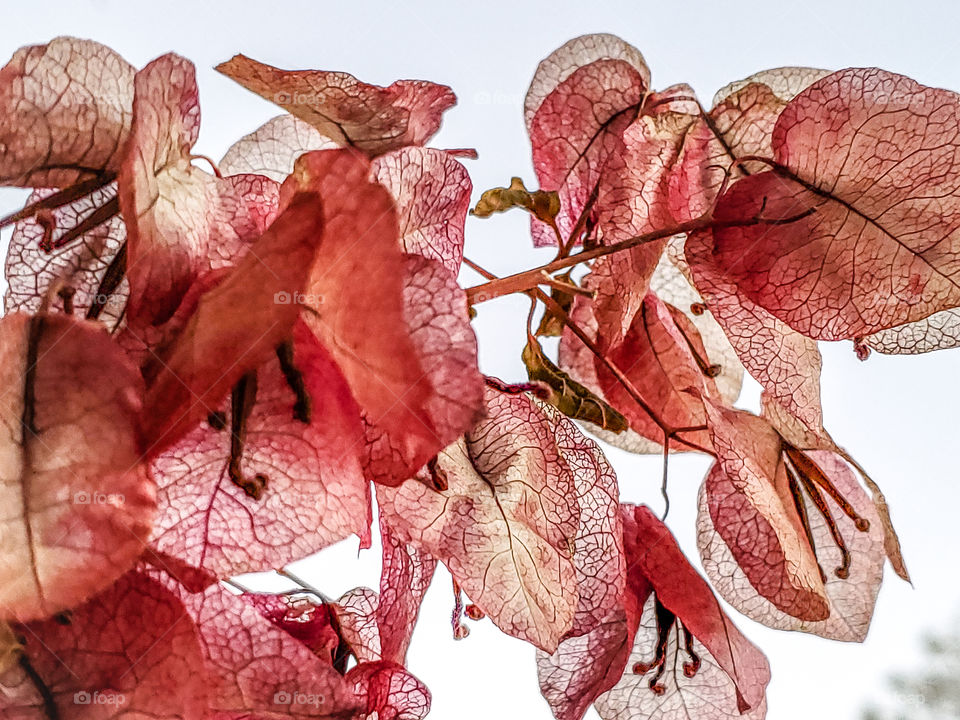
xmin=5 ymin=29 xmax=959 ymax=719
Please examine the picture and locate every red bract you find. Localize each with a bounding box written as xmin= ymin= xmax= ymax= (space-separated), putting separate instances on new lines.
xmin=216 ymin=54 xmax=456 ymax=156
xmin=597 ymin=292 xmax=719 ymax=451
xmin=697 ymin=459 xmax=881 ymax=641
xmin=220 ymin=114 xmax=337 ymax=182
xmin=699 ymin=401 xmax=829 ymax=622
xmin=595 ymin=594 xmax=768 ymax=720
xmin=594 ymin=505 xmax=770 ymax=720
xmin=669 ymin=67 xmax=829 ymax=221
xmin=244 ymin=593 xmax=343 ymax=663
xmin=347 ymin=661 xmax=431 ymax=720
xmin=539 ymin=505 xmax=770 ymax=720
xmin=148 ymin=321 xmax=368 ymax=578
xmin=378 ymin=517 xmax=437 ymax=665
xmin=0 ymin=313 xmax=153 ymax=622
xmin=698 ymin=401 xmax=886 ymax=640
xmin=0 ymin=37 xmax=134 ymax=188
xmin=249 ymin=587 xmax=433 ymax=720
xmin=362 ymin=254 xmax=483 ymax=486
xmin=585 ymin=92 xmax=695 ymax=349
xmin=371 ymin=146 xmax=472 ymax=274
xmin=139 ymin=189 xmax=325 ymax=452
xmin=377 ymin=387 xmax=582 ymax=652
xmin=118 ymin=54 xmax=281 ymax=326
xmin=527 ymin=34 xmax=650 ymax=248
xmin=174 ymin=580 xmax=360 ymax=718
xmin=710 ymin=68 xmax=960 ymax=340
xmin=4 ymin=184 xmax=128 ymax=326
xmin=685 ymin=229 xmax=826 ymax=437
xmin=524 ymin=34 xmax=650 ymax=134
xmin=284 ymin=149 xmax=482 ymax=488
xmin=1 ymin=570 xmax=209 ymax=719
xmin=557 ymin=295 xmax=662 ymax=454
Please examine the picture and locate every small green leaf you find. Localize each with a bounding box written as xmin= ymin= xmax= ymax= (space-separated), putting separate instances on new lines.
xmin=470 ymin=177 xmax=560 ymax=226
xmin=522 ymin=337 xmax=628 ymax=433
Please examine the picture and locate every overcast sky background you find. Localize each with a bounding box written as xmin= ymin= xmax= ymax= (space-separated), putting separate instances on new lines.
xmin=3 ymin=2 xmax=960 ymax=719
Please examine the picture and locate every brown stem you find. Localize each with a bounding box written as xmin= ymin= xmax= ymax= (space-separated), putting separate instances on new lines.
xmin=465 ymin=257 xmax=714 ymax=455
xmin=0 ymin=172 xmax=115 ymax=229
xmin=466 ymin=216 xmax=711 ymax=305
xmin=86 ymin=241 xmax=127 ymax=321
xmin=275 ymin=341 xmax=311 ymax=423
xmin=466 ymin=207 xmax=814 ymax=306
xmin=537 ymin=271 xmax=594 ymax=297
xmin=18 ymin=653 xmax=61 ymax=720
xmin=42 ymin=195 xmax=119 ymax=251
xmin=660 ymin=429 xmax=671 ymax=520
xmin=228 ymin=372 xmax=267 ymax=500
xmin=785 ymin=459 xmax=827 ymax=583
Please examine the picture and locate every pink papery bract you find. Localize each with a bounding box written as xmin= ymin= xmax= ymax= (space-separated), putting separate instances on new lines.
xmin=1 ymin=570 xmax=209 ymax=719
xmin=361 ymin=254 xmax=483 ymax=486
xmin=284 ymin=149 xmax=482 ymax=487
xmin=216 ymin=55 xmax=456 ymax=156
xmin=378 ymin=515 xmax=437 ymax=665
xmin=669 ymin=67 xmax=829 ymax=222
xmin=371 ymin=146 xmax=471 ymax=274
xmin=346 ymin=661 xmax=431 ymax=720
xmin=5 ymin=185 xmax=127 ymax=328
xmin=0 ymin=37 xmax=134 ymax=187
xmin=149 ymin=321 xmax=368 ymax=578
xmin=220 ymin=114 xmax=338 ymax=182
xmin=245 ymin=592 xmax=343 ymax=663
xmin=597 ymin=292 xmax=718 ymax=451
xmin=528 ymin=35 xmax=650 ymax=247
xmin=377 ymin=387 xmax=580 ymax=652
xmin=0 ymin=313 xmax=153 ymax=622
xmin=140 ymin=189 xmax=325 ymax=453
xmin=685 ymin=229 xmax=826 ymax=439
xmin=617 ymin=505 xmax=770 ymax=715
xmin=710 ymin=68 xmax=960 ymax=339
xmin=174 ymin=579 xmax=360 ymax=718
xmin=119 ymin=54 xmax=280 ymax=326
xmin=698 ymin=450 xmax=885 ymax=641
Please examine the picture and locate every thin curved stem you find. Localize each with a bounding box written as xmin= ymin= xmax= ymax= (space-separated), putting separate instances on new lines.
xmin=19 ymin=654 xmax=60 ymax=720
xmin=465 ymin=207 xmax=813 ymax=306
xmin=277 ymin=567 xmax=332 ymax=604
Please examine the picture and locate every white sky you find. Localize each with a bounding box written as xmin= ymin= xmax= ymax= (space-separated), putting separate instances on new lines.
xmin=3 ymin=2 xmax=960 ymax=719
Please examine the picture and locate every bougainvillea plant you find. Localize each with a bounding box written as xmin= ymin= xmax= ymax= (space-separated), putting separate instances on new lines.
xmin=4 ymin=29 xmax=957 ymax=719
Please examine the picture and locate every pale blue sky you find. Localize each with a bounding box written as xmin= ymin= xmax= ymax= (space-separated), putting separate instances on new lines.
xmin=3 ymin=2 xmax=960 ymax=718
